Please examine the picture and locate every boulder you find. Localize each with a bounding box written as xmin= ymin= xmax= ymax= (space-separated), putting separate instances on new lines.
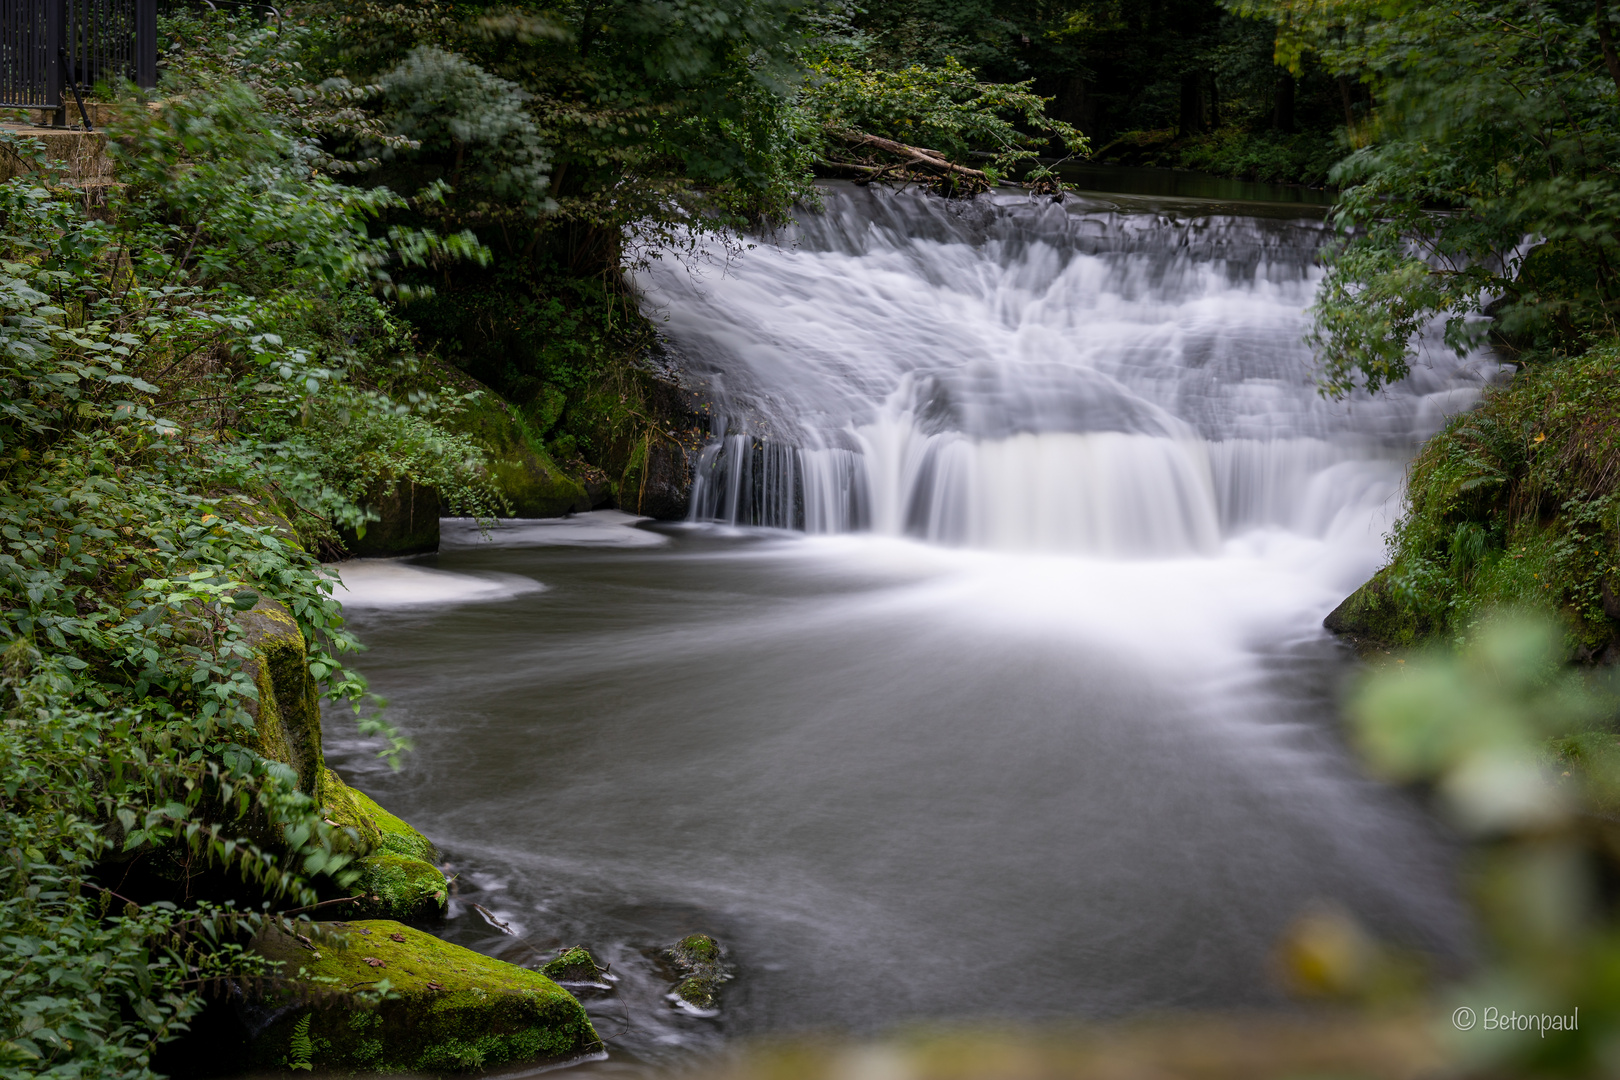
xmin=319 ymin=771 xmax=449 ymax=920
xmin=449 ymin=386 xmax=592 ymax=517
xmin=338 ymin=477 xmax=441 ymax=557
xmin=237 ymin=598 xmax=324 ymax=795
xmin=1323 ymin=570 xmax=1420 ymax=655
xmin=248 ymin=919 xmax=600 ymax=1072
xmin=663 ymin=933 xmax=730 ymax=1011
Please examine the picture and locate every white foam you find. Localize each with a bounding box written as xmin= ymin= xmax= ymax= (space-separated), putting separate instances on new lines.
xmin=440 ymin=510 xmax=670 ymax=549
xmin=326 ymin=560 xmax=544 ymax=609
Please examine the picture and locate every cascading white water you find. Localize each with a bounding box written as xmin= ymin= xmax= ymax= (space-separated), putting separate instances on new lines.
xmin=635 ymin=183 xmax=1496 ymax=555
xmin=337 ymin=183 xmax=1493 ymax=1056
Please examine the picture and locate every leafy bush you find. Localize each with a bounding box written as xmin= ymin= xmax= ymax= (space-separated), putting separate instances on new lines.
xmin=1234 ymin=0 xmax=1620 ymax=394
xmin=0 ymin=51 xmax=492 ymax=1079
xmin=799 ymin=57 xmax=1089 ymax=191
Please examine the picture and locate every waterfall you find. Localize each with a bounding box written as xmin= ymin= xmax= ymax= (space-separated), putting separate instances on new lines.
xmin=635 ymin=183 xmax=1497 ymax=555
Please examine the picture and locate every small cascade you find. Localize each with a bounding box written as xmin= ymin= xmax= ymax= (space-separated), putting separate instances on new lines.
xmin=639 ymin=183 xmax=1497 ymax=555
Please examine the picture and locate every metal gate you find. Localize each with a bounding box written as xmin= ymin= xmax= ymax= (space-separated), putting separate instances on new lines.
xmin=0 ymin=0 xmax=156 ymax=110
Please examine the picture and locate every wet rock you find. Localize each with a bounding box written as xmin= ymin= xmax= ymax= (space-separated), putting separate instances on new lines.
xmin=541 ymin=946 xmax=608 ymax=986
xmin=319 ymin=772 xmax=448 ymax=920
xmin=237 ymin=598 xmax=324 ymax=794
xmin=663 ymin=933 xmax=730 ymax=1011
xmin=1323 ymin=571 xmax=1413 ymax=656
xmin=338 ymin=476 xmax=441 ymax=557
xmin=247 ymin=919 xmax=599 ymax=1072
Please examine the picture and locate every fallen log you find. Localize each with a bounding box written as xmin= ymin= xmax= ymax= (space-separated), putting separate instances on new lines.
xmin=827 ymin=128 xmax=990 ymax=181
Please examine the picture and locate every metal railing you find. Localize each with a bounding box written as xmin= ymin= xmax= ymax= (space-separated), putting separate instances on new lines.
xmin=0 ymin=0 xmax=155 ymax=112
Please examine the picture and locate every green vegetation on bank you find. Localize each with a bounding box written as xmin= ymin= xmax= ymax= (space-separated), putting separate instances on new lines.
xmin=1327 ymin=346 xmax=1620 ymax=656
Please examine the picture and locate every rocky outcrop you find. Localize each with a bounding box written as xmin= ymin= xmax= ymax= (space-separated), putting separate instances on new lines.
xmin=448 ymin=387 xmax=594 ymax=517
xmin=235 ymin=593 xmax=449 ymax=920
xmin=238 ymin=598 xmax=325 ymax=795
xmin=248 ymin=920 xmax=601 ymax=1072
xmin=338 ymin=476 xmax=441 ymax=557
xmin=319 ymin=772 xmax=449 ymax=920
xmin=1323 ymin=569 xmax=1426 ymax=657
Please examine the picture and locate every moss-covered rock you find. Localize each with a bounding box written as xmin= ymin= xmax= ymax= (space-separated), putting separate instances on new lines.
xmin=338 ymin=476 xmax=441 ymax=557
xmin=1323 ymin=572 xmax=1417 ymax=656
xmin=540 ymin=946 xmax=605 ymax=985
xmin=249 ymin=919 xmax=600 ymax=1072
xmin=318 ymin=771 xmax=448 ymax=920
xmin=318 ymin=771 xmax=438 ymax=863
xmin=447 ymin=381 xmax=592 ymax=517
xmin=663 ymin=933 xmax=729 ymax=1011
xmin=238 ymin=598 xmax=323 ymax=794
xmin=348 ymin=851 xmax=448 ymax=920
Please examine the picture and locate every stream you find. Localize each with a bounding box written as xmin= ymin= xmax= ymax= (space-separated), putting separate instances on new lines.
xmin=322 ymin=176 xmax=1503 ymax=1075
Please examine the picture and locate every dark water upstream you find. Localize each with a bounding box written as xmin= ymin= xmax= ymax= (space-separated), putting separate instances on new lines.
xmin=322 ymin=176 xmax=1501 ymax=1075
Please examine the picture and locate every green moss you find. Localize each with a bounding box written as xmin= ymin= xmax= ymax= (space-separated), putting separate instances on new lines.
xmin=319 ymin=770 xmax=438 ymax=864
xmin=672 ymin=933 xmax=719 ymax=964
xmin=350 ymin=851 xmax=448 ymax=920
xmin=664 ymin=933 xmax=728 ymax=1010
xmin=1327 ymin=343 xmax=1620 ymax=658
xmin=238 ymin=598 xmax=323 ymax=794
xmin=445 ymin=376 xmax=590 ymax=517
xmin=250 ymin=919 xmax=600 ymax=1072
xmin=540 ymin=946 xmax=602 ymax=984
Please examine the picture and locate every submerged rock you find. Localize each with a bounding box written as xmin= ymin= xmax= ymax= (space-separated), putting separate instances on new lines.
xmin=540 ymin=945 xmax=608 ymax=986
xmin=248 ymin=919 xmax=600 ymax=1072
xmin=663 ymin=933 xmax=730 ymax=1011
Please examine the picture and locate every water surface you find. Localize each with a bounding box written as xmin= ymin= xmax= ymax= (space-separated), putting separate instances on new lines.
xmin=324 ymin=180 xmax=1496 ymax=1074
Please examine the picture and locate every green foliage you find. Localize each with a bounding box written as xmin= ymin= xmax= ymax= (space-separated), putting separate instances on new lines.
xmin=1173 ymin=128 xmax=1341 ymax=186
xmin=110 ymin=80 xmax=484 ymax=300
xmin=799 ymin=57 xmax=1088 ymax=190
xmin=287 ymin=1013 xmax=314 ymax=1070
xmin=0 ymin=31 xmax=496 ymax=1075
xmin=1333 ymin=344 xmax=1620 ymax=655
xmin=1348 ymin=615 xmax=1620 ymax=1074
xmin=1232 ymin=0 xmax=1620 ymax=395
xmin=377 ymin=47 xmax=556 ymax=223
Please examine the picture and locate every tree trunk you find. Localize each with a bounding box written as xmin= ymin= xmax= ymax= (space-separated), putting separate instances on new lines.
xmin=1053 ymin=75 xmax=1088 ymax=127
xmin=1337 ymin=75 xmax=1356 ymax=132
xmin=1274 ymin=71 xmax=1295 ymax=133
xmin=1597 ymin=0 xmax=1620 ymax=98
xmin=1209 ymin=71 xmax=1221 ymax=128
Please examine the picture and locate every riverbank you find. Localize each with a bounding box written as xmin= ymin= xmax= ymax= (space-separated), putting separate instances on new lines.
xmin=1324 ymin=342 xmax=1620 ymax=660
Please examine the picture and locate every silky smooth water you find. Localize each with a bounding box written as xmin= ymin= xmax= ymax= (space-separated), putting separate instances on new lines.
xmin=322 ymin=182 xmax=1500 ymax=1074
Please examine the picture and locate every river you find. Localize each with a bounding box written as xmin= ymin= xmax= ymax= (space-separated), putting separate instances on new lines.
xmin=322 ymin=178 xmax=1500 ymax=1075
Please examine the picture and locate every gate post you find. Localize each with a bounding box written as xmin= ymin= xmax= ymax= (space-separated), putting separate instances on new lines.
xmin=43 ymin=0 xmax=59 ymax=107
xmin=135 ymin=0 xmax=155 ymax=88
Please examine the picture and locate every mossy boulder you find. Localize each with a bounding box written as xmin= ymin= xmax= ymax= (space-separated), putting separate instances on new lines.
xmin=663 ymin=933 xmax=729 ymax=1011
xmin=249 ymin=919 xmax=600 ymax=1072
xmin=318 ymin=770 xmax=448 ymax=920
xmin=238 ymin=598 xmax=324 ymax=794
xmin=349 ymin=851 xmax=449 ymax=920
xmin=338 ymin=476 xmax=441 ymax=557
xmin=448 ymin=384 xmax=592 ymax=517
xmin=319 ymin=771 xmax=438 ymax=863
xmin=540 ymin=946 xmax=606 ymax=986
xmin=1323 ymin=571 xmax=1417 ymax=656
